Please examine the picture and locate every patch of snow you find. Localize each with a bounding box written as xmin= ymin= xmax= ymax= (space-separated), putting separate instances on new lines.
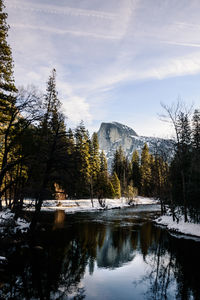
xmin=169 ymin=232 xmax=200 ymax=242
xmin=0 ymin=256 xmax=7 ymax=261
xmin=0 ymin=209 xmax=30 ymax=234
xmin=135 ymin=196 xmax=159 ymax=205
xmin=15 ymin=218 xmax=30 ymax=233
xmin=155 ymin=215 xmax=200 ymax=238
xmin=24 ymin=197 xmax=159 ymax=213
xmin=0 ymin=210 xmax=14 ymax=223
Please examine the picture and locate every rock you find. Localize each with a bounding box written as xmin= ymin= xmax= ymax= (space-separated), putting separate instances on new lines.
xmin=97 ymin=121 xmax=173 ymax=171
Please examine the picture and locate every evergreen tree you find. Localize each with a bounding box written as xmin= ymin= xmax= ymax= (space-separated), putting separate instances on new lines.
xmin=63 ymin=128 xmax=76 ymax=198
xmin=0 ymin=3 xmax=41 ymax=211
xmin=0 ymin=0 xmax=16 ymax=209
xmin=90 ymin=132 xmax=101 ymax=202
xmin=131 ymin=150 xmax=141 ymax=192
xmin=74 ymin=122 xmax=91 ymax=198
xmin=111 ymin=172 xmax=121 ymax=199
xmin=175 ymin=112 xmax=192 ymax=221
xmin=125 ymin=184 xmax=138 ymax=203
xmin=35 ymin=69 xmax=67 ymax=198
xmin=96 ymin=150 xmax=114 ymax=201
xmin=112 ymin=146 xmax=130 ymax=195
xmin=96 ymin=172 xmax=115 ymax=202
xmin=177 ymin=112 xmax=191 ymax=149
xmin=192 ymin=109 xmax=200 ymax=151
xmin=150 ymin=154 xmax=169 ymax=213
xmin=140 ymin=143 xmax=151 ymax=196
xmin=90 ymin=132 xmax=100 ymax=177
xmin=100 ymin=150 xmax=108 ymax=173
xmin=190 ymin=109 xmax=200 ymax=218
xmin=0 ymin=0 xmax=16 ymax=94
xmin=30 ymin=69 xmax=67 ymax=229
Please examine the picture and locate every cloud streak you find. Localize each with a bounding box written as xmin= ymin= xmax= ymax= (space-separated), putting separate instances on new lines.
xmin=162 ymin=41 xmax=200 ymax=48
xmin=5 ymin=0 xmax=200 ymax=136
xmin=10 ymin=23 xmax=121 ymax=40
xmin=7 ymin=1 xmax=117 ymax=20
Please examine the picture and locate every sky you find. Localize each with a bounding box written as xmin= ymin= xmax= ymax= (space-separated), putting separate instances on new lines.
xmin=5 ymin=0 xmax=200 ymax=138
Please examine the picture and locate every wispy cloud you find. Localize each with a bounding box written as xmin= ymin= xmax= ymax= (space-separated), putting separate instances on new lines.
xmin=175 ymin=22 xmax=200 ymax=31
xmin=7 ymin=1 xmax=117 ymax=20
xmin=10 ymin=23 xmax=121 ymax=40
xmin=63 ymin=95 xmax=92 ymax=125
xmin=5 ymin=0 xmax=200 ymax=136
xmin=56 ymin=83 xmax=92 ymax=127
xmin=162 ymin=41 xmax=200 ymax=48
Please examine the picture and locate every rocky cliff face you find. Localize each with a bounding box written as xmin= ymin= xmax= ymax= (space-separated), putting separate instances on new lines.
xmin=97 ymin=122 xmax=173 ymax=170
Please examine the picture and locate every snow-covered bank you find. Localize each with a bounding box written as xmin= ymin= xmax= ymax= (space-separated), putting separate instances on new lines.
xmin=23 ymin=196 xmax=159 ymax=213
xmin=0 ymin=209 xmax=30 ymax=235
xmin=134 ymin=196 xmax=159 ymax=205
xmin=0 ymin=197 xmax=159 ymax=236
xmin=155 ymin=215 xmax=200 ymax=238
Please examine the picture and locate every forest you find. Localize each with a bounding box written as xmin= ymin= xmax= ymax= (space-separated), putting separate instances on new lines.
xmin=0 ymin=0 xmax=200 ymax=227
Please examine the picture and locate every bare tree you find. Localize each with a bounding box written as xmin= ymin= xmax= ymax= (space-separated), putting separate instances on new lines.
xmin=160 ymin=101 xmax=193 ymax=222
xmin=0 ymin=86 xmax=42 ymax=210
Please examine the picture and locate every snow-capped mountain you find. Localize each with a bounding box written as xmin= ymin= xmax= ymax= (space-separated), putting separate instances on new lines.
xmin=97 ymin=122 xmax=173 ymax=170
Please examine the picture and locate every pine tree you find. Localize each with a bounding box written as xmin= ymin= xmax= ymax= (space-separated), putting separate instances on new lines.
xmin=43 ymin=69 xmax=60 ymax=125
xmin=177 ymin=112 xmax=191 ymax=149
xmin=111 ymin=172 xmax=121 ymax=199
xmin=112 ymin=146 xmax=130 ymax=195
xmin=74 ymin=122 xmax=91 ymax=198
xmin=96 ymin=172 xmax=115 ymax=202
xmin=90 ymin=133 xmax=100 ymax=176
xmin=90 ymin=132 xmax=101 ymax=202
xmin=169 ymin=112 xmax=192 ymax=222
xmin=150 ymin=154 xmax=169 ymax=200
xmin=0 ymin=0 xmax=17 ymax=209
xmin=96 ymin=150 xmax=114 ymax=201
xmin=190 ymin=109 xmax=200 ymax=217
xmin=30 ymin=69 xmax=67 ymax=230
xmin=63 ymin=128 xmax=76 ymax=198
xmin=100 ymin=150 xmax=108 ymax=173
xmin=192 ymin=109 xmax=200 ymax=151
xmin=36 ymin=69 xmax=67 ymax=198
xmin=140 ymin=143 xmax=151 ymax=196
xmin=131 ymin=150 xmax=141 ymax=192
xmin=178 ymin=112 xmax=192 ymax=222
xmin=0 ymin=0 xmax=16 ymax=94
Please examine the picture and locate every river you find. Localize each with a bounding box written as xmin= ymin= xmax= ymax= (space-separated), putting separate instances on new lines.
xmin=0 ymin=205 xmax=200 ymax=300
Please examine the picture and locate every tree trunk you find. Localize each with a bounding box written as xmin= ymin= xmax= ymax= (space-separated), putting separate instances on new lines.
xmin=181 ymin=170 xmax=188 ymax=222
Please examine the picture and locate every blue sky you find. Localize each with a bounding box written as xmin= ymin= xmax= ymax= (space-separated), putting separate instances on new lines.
xmin=5 ymin=0 xmax=200 ymax=137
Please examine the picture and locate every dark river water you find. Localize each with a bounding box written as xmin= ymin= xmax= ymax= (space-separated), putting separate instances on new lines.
xmin=0 ymin=205 xmax=200 ymax=300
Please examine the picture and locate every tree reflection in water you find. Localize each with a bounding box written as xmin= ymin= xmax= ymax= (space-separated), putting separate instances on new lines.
xmin=134 ymin=224 xmax=200 ymax=300
xmin=0 ymin=210 xmax=200 ymax=299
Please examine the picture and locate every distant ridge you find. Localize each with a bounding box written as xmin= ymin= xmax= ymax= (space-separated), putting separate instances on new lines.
xmin=97 ymin=121 xmax=173 ymax=170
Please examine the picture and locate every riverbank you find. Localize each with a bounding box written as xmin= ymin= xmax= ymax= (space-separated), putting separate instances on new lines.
xmin=2 ymin=199 xmax=200 ymax=240
xmin=0 ymin=197 xmax=158 ymax=236
xmin=155 ymin=215 xmax=200 ymax=238
xmin=24 ymin=196 xmax=158 ymax=213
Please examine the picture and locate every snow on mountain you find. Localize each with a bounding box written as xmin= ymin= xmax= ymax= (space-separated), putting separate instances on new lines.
xmin=97 ymin=122 xmax=173 ymax=171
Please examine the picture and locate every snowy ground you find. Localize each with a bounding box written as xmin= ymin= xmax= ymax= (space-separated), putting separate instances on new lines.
xmin=0 ymin=197 xmax=158 ymax=236
xmin=23 ymin=196 xmax=159 ymax=213
xmin=0 ymin=209 xmax=30 ymax=235
xmin=155 ymin=215 xmax=200 ymax=238
xmin=2 ymin=198 xmax=200 ymax=240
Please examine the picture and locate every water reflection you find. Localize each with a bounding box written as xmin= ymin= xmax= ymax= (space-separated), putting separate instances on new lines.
xmin=53 ymin=210 xmax=65 ymax=229
xmin=0 ymin=209 xmax=200 ymax=300
xmin=97 ymin=227 xmax=135 ymax=269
